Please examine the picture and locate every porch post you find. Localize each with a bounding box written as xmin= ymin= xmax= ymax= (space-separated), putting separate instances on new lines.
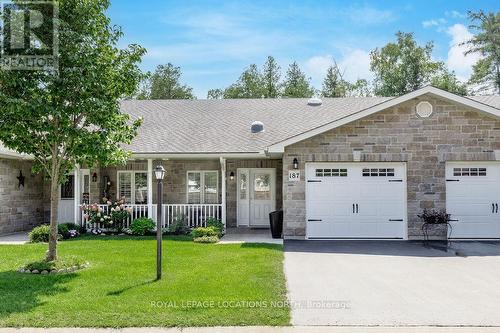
xmin=220 ymin=157 xmax=227 ymax=230
xmin=73 ymin=165 xmax=80 ymax=225
xmin=147 ymin=159 xmax=153 ymax=220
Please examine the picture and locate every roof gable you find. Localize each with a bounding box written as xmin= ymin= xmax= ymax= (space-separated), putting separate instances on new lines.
xmin=266 ymin=86 xmax=500 ymax=153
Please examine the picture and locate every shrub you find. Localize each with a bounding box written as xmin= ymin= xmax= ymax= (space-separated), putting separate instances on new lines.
xmin=193 ymin=235 xmax=219 ymax=243
xmin=164 ymin=215 xmax=190 ymax=235
xmin=29 ymin=225 xmax=51 ymax=243
xmin=58 ymin=223 xmax=83 ymax=239
xmin=206 ymin=218 xmax=224 ymax=237
xmin=24 ymin=256 xmax=87 ymax=272
xmin=191 ymin=226 xmax=219 ymax=238
xmin=130 ymin=217 xmax=155 ymax=236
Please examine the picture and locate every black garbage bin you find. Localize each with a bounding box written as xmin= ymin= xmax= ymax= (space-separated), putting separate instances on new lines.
xmin=269 ymin=210 xmax=283 ymax=239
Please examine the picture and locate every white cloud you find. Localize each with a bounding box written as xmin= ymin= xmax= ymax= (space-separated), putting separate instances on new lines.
xmin=422 ymin=18 xmax=447 ymax=28
xmin=304 ymin=49 xmax=372 ymax=87
xmin=446 ymin=24 xmax=481 ymax=81
xmin=445 ymin=10 xmax=467 ymax=19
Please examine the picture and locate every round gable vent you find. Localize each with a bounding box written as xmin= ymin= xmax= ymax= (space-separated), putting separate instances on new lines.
xmin=307 ymin=97 xmax=323 ymax=106
xmin=251 ymin=121 xmax=264 ymax=133
xmin=416 ymin=101 xmax=433 ymax=118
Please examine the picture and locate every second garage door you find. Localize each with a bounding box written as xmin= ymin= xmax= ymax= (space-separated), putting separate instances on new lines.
xmin=446 ymin=162 xmax=500 ymax=239
xmin=306 ymin=162 xmax=407 ymax=239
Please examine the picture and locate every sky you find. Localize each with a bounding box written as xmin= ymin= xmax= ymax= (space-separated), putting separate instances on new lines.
xmin=107 ymin=0 xmax=500 ymax=98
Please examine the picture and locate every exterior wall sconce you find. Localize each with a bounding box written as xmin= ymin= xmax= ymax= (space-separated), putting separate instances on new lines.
xmin=17 ymin=170 xmax=25 ymax=189
xmin=92 ymin=172 xmax=98 ymax=182
xmin=293 ymin=158 xmax=299 ymax=170
xmin=229 ymin=171 xmax=235 ymax=180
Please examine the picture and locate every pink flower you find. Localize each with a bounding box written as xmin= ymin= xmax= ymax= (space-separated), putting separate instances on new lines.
xmin=107 ymin=201 xmax=112 ymax=205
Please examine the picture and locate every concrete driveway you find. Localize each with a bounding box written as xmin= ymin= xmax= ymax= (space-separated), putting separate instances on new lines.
xmin=284 ymin=240 xmax=500 ymax=326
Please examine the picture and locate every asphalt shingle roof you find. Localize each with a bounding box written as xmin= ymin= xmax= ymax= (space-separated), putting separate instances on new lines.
xmin=2 ymin=94 xmax=500 ymax=157
xmin=122 ymin=95 xmax=500 ymax=154
xmin=121 ymin=97 xmax=392 ymax=154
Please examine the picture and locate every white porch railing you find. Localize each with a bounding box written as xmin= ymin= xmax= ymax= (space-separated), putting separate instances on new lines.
xmin=82 ymin=203 xmax=222 ymax=230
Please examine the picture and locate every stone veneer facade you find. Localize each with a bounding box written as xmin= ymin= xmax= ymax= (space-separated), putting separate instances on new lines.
xmin=283 ymin=95 xmax=500 ymax=240
xmin=0 ymin=159 xmax=46 ymax=234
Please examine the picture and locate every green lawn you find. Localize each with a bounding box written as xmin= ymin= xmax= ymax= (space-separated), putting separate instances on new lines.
xmin=0 ymin=236 xmax=290 ymax=327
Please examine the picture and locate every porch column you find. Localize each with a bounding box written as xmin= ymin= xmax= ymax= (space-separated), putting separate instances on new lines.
xmin=147 ymin=159 xmax=153 ymax=220
xmin=73 ymin=165 xmax=80 ymax=225
xmin=220 ymin=157 xmax=227 ymax=229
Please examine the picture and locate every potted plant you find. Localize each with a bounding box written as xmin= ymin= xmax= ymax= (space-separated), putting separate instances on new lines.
xmin=418 ymin=209 xmax=452 ymax=245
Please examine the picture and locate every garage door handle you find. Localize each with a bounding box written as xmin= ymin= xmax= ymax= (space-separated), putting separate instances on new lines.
xmin=356 ymin=204 xmax=359 ymax=213
xmin=449 ymin=219 xmax=459 ymax=222
xmin=496 ymin=203 xmax=499 ymax=214
xmin=307 ymin=219 xmax=322 ymax=222
xmin=388 ymin=179 xmax=403 ymax=182
xmin=389 ymin=219 xmax=403 ymax=222
xmin=308 ymin=180 xmax=322 ymax=183
xmin=446 ymin=179 xmax=460 ymax=182
xmin=493 ymin=203 xmax=496 ymax=213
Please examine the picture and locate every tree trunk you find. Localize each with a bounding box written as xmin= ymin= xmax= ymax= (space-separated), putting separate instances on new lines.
xmin=47 ymin=159 xmax=60 ymax=262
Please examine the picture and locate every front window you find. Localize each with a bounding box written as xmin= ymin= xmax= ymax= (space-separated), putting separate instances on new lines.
xmin=187 ymin=171 xmax=218 ymax=204
xmin=117 ymin=171 xmax=148 ymax=204
xmin=60 ymin=175 xmax=75 ymax=199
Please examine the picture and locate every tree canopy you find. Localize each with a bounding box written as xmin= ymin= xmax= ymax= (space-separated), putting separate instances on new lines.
xmin=137 ymin=63 xmax=195 ymax=99
xmin=370 ymin=32 xmax=444 ymax=96
xmin=0 ymin=0 xmax=145 ymax=261
xmin=463 ymin=10 xmax=500 ymax=94
xmin=282 ymin=62 xmax=315 ymax=98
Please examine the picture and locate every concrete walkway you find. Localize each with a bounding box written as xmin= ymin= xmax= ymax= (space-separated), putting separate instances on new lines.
xmin=2 ymin=328 xmax=500 ymax=333
xmin=219 ymin=228 xmax=282 ymax=245
xmin=0 ymin=232 xmax=29 ymax=245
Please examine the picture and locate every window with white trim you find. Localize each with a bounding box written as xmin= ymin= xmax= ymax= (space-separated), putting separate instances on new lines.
xmin=187 ymin=171 xmax=219 ymax=204
xmin=453 ymin=167 xmax=487 ymax=177
xmin=117 ymin=171 xmax=148 ymax=204
xmin=362 ymin=168 xmax=395 ymax=177
xmin=315 ymin=168 xmax=348 ymax=177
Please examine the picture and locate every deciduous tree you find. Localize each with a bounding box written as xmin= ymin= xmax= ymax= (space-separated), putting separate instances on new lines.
xmin=0 ymin=0 xmax=145 ymax=261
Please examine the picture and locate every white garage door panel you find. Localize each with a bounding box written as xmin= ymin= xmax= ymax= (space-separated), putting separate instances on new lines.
xmin=446 ymin=162 xmax=500 ymax=239
xmin=306 ymin=163 xmax=407 ymax=239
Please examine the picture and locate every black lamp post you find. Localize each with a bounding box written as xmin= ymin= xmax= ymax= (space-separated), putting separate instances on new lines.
xmin=154 ymin=165 xmax=166 ymax=280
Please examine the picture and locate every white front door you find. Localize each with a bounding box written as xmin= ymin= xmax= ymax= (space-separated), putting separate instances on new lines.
xmin=58 ymin=170 xmax=90 ymax=224
xmin=237 ymin=168 xmax=276 ymax=227
xmin=446 ymin=162 xmax=500 ymax=239
xmin=306 ymin=162 xmax=407 ymax=239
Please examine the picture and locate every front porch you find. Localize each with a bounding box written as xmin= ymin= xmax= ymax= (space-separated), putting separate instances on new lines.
xmin=65 ymin=157 xmax=283 ymax=230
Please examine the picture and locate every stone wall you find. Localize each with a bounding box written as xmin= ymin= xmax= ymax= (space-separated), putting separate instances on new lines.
xmin=0 ymin=158 xmax=46 ymax=234
xmin=283 ymin=95 xmax=500 ymax=240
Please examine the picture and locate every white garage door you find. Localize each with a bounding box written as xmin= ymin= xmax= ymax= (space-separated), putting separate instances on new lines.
xmin=446 ymin=162 xmax=500 ymax=239
xmin=306 ymin=163 xmax=407 ymax=239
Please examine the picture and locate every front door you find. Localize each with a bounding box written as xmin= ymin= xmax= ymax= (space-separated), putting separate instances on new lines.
xmin=237 ymin=168 xmax=276 ymax=227
xmin=58 ymin=170 xmax=90 ymax=223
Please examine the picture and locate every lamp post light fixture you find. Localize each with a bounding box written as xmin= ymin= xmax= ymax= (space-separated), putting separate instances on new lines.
xmin=154 ymin=165 xmax=166 ymax=280
xmin=292 ymin=158 xmax=299 ymax=170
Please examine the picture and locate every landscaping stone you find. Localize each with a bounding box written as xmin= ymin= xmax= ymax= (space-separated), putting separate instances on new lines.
xmin=41 ymin=270 xmax=48 ymax=275
xmin=31 ymin=269 xmax=39 ymax=274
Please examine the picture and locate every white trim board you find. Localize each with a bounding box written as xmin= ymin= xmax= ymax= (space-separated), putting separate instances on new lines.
xmin=266 ymin=86 xmax=500 ymax=153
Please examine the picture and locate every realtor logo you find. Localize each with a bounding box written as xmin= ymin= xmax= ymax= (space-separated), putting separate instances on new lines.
xmin=0 ymin=0 xmax=58 ymax=70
